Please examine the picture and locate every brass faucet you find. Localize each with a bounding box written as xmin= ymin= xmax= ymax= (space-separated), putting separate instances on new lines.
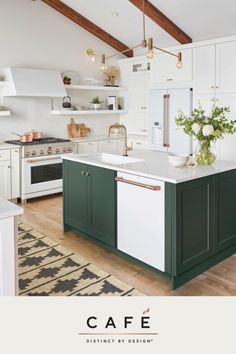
xmin=108 ymin=124 xmax=133 ymax=156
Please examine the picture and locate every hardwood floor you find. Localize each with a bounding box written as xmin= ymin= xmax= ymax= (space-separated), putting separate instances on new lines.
xmin=20 ymin=194 xmax=236 ymax=296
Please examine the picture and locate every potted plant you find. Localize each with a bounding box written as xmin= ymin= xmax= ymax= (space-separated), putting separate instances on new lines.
xmin=90 ymin=96 xmax=103 ymax=110
xmin=63 ymin=76 xmax=71 ymax=85
xmin=176 ymin=104 xmax=236 ymax=165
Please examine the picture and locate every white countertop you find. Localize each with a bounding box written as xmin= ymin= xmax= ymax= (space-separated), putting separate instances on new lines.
xmin=0 ymin=143 xmax=20 ymax=150
xmin=70 ymin=134 xmax=125 ymax=143
xmin=63 ymin=150 xmax=236 ymax=184
xmin=0 ymin=198 xmax=23 ymax=220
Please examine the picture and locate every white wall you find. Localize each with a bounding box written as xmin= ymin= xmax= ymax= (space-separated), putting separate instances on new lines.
xmin=0 ymin=0 xmax=120 ymax=141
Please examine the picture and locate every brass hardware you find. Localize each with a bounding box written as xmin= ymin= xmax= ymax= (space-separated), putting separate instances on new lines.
xmin=166 ymin=78 xmax=173 ymax=81
xmin=215 ymin=86 xmax=219 ymax=88
xmin=211 ymin=86 xmax=215 ymax=89
xmin=26 ymin=157 xmax=62 ymax=164
xmin=85 ymin=172 xmax=90 ymax=177
xmin=81 ymin=171 xmax=86 ymax=176
xmin=163 ymin=94 xmax=170 ymax=148
xmin=115 ymin=177 xmax=161 ymax=191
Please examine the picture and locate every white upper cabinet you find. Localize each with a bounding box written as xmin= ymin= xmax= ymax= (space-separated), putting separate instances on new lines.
xmin=119 ymin=58 xmax=150 ymax=136
xmin=215 ymin=42 xmax=236 ymax=94
xmin=193 ymin=41 xmax=236 ymax=94
xmin=193 ymin=45 xmax=216 ymax=94
xmin=150 ymin=48 xmax=193 ymax=85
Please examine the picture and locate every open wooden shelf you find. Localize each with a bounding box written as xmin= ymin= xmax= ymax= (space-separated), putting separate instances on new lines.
xmin=51 ymin=109 xmax=127 ymax=116
xmin=64 ymin=84 xmax=127 ymax=91
xmin=0 ymin=110 xmax=11 ymax=116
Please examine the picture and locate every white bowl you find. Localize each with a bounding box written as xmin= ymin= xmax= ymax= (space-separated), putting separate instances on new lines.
xmin=168 ymin=153 xmax=189 ymax=167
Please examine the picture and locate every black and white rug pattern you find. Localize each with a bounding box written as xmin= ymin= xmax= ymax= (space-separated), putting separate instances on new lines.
xmin=18 ymin=223 xmax=143 ymax=296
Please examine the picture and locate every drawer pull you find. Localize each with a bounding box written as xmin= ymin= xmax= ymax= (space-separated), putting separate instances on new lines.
xmin=115 ymin=177 xmax=161 ymax=191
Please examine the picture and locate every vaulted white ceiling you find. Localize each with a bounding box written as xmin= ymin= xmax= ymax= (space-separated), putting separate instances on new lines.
xmin=63 ymin=0 xmax=236 ymax=50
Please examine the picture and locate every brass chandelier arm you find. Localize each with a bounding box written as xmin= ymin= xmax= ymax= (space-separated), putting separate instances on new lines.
xmin=153 ymin=45 xmax=178 ymax=58
xmin=105 ymin=43 xmax=143 ymax=60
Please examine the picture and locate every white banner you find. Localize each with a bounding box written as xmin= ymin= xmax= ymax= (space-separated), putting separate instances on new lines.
xmin=0 ymin=297 xmax=235 ymax=353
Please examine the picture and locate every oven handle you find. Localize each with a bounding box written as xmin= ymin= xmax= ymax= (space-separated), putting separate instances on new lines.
xmin=26 ymin=156 xmax=62 ymax=164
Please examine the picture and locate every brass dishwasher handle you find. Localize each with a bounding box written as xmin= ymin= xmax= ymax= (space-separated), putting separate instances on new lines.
xmin=115 ymin=177 xmax=161 ymax=191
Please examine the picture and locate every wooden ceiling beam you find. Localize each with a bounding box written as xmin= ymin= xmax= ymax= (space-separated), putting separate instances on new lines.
xmin=42 ymin=0 xmax=133 ymax=57
xmin=129 ymin=0 xmax=192 ymax=44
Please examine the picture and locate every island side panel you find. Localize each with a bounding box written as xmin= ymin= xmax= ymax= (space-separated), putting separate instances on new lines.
xmin=214 ymin=169 xmax=236 ymax=253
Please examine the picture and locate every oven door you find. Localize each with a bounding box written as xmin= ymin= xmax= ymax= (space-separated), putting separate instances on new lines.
xmin=21 ymin=155 xmax=65 ymax=196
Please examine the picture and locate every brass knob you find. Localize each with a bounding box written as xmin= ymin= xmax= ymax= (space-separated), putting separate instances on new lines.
xmin=81 ymin=171 xmax=86 ymax=176
xmin=85 ymin=172 xmax=90 ymax=177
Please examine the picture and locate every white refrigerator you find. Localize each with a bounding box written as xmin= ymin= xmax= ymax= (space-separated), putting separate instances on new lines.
xmin=148 ymin=88 xmax=193 ymax=155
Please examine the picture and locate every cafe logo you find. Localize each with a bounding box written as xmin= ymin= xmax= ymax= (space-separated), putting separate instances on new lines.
xmin=79 ymin=308 xmax=158 ymax=344
xmin=86 ymin=308 xmax=151 ymax=330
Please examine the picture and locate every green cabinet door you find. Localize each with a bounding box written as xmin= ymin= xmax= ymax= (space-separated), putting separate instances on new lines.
xmin=63 ymin=160 xmax=87 ymax=233
xmin=214 ymin=170 xmax=236 ymax=253
xmin=87 ymin=165 xmax=117 ymax=248
xmin=63 ymin=160 xmax=116 ymax=248
xmin=174 ymin=176 xmax=214 ymax=276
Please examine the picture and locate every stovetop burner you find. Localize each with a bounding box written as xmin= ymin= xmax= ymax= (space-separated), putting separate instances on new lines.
xmin=5 ymin=137 xmax=71 ymax=146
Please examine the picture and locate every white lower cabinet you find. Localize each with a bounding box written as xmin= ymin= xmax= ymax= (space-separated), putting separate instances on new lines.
xmin=117 ymin=172 xmax=165 ymax=271
xmin=99 ymin=139 xmax=123 ymax=154
xmin=0 ymin=148 xmax=20 ymax=200
xmin=0 ymin=161 xmax=11 ymax=199
xmin=77 ymin=139 xmax=124 ymax=154
xmin=0 ymin=217 xmax=16 ymax=295
xmin=77 ymin=141 xmax=99 ymax=154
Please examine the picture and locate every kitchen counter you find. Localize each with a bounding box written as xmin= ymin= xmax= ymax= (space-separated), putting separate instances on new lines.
xmin=70 ymin=134 xmax=124 ymax=143
xmin=63 ymin=150 xmax=236 ymax=183
xmin=0 ymin=143 xmax=20 ymax=150
xmin=0 ymin=197 xmax=23 ymax=220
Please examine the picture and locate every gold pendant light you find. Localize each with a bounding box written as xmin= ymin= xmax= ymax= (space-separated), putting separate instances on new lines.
xmin=100 ymin=0 xmax=182 ymax=71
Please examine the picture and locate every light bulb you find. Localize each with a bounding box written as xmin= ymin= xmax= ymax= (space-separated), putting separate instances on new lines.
xmin=147 ymin=50 xmax=155 ymax=59
xmin=100 ymin=63 xmax=107 ymax=71
xmin=176 ymin=60 xmax=182 ymax=69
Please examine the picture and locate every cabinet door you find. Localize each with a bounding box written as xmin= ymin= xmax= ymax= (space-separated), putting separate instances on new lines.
xmin=121 ymin=113 xmax=146 ymax=135
xmin=174 ymin=177 xmax=214 ymax=275
xmin=216 ymin=41 xmax=236 ymax=94
xmin=214 ymin=170 xmax=236 ymax=253
xmin=193 ymin=45 xmax=216 ymax=94
xmin=216 ymin=94 xmax=236 ymax=161
xmin=151 ymin=49 xmax=192 ymax=84
xmin=168 ymin=89 xmax=192 ymax=155
xmin=63 ymin=160 xmax=87 ymax=233
xmin=77 ymin=141 xmax=99 ymax=154
xmin=87 ymin=165 xmax=116 ymax=247
xmin=0 ymin=161 xmax=11 ymax=199
xmin=129 ymin=74 xmax=146 ymax=112
xmin=193 ymin=94 xmax=215 ymax=114
xmin=11 ymin=149 xmax=20 ymax=199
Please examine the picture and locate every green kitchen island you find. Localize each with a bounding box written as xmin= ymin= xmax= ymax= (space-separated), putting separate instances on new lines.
xmin=63 ymin=151 xmax=236 ymax=289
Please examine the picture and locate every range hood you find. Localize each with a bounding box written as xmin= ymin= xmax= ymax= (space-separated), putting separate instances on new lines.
xmin=0 ymin=67 xmax=66 ymax=97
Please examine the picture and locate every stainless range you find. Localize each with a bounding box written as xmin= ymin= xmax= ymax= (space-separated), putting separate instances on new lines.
xmin=6 ymin=138 xmax=74 ymax=203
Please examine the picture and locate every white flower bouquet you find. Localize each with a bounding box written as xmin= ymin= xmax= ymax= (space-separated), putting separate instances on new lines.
xmin=176 ymin=105 xmax=236 ymax=165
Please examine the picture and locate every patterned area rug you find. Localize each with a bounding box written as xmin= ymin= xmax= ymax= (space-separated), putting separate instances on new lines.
xmin=18 ymin=223 xmax=143 ymax=296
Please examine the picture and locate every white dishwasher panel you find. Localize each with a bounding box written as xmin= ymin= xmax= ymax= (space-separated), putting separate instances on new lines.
xmin=117 ymin=172 xmax=165 ymax=271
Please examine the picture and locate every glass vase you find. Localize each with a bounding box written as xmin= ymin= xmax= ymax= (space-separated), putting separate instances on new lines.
xmin=195 ymin=141 xmax=216 ymax=165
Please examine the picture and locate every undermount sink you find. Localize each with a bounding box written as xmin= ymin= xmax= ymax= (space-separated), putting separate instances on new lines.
xmin=92 ymin=153 xmax=143 ymax=165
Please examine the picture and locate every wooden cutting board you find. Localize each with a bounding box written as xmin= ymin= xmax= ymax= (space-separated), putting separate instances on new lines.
xmin=67 ymin=118 xmax=90 ymax=138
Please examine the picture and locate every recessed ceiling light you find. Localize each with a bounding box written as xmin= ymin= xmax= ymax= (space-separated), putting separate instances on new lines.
xmin=112 ymin=11 xmax=119 ymax=17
